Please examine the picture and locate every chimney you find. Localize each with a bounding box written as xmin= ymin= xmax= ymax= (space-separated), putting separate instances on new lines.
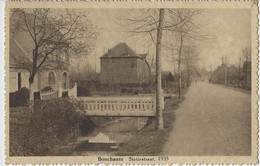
xmin=108 ymin=49 xmax=111 ymax=57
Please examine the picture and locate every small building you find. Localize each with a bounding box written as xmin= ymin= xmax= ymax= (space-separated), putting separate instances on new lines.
xmin=162 ymin=71 xmax=174 ymax=87
xmin=99 ymin=43 xmax=151 ymax=84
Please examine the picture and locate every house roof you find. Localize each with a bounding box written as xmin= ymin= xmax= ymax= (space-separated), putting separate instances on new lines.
xmin=101 ymin=43 xmax=147 ymax=59
xmin=10 ymin=38 xmax=32 ymax=68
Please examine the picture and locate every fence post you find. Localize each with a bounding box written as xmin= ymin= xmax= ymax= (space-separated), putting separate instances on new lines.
xmin=40 ymin=91 xmax=42 ymax=100
xmin=161 ymin=90 xmax=164 ymax=110
xmin=74 ymin=83 xmax=77 ymax=97
xmin=58 ymin=83 xmax=62 ymax=98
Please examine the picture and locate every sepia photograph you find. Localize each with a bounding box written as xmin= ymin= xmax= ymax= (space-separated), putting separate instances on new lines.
xmin=6 ymin=4 xmax=256 ymax=162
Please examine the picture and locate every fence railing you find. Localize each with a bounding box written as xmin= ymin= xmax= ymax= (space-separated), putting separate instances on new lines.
xmin=38 ymin=83 xmax=77 ymax=100
xmin=78 ymin=95 xmax=162 ymax=116
xmin=40 ymin=90 xmax=58 ymax=100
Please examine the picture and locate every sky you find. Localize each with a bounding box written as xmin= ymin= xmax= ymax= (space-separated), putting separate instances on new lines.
xmin=82 ymin=8 xmax=251 ymax=73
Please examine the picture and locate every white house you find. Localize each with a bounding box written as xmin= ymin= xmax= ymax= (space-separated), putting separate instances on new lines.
xmin=9 ymin=13 xmax=70 ymax=94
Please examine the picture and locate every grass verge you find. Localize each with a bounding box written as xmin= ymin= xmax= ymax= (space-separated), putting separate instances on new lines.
xmin=116 ymin=88 xmax=188 ymax=156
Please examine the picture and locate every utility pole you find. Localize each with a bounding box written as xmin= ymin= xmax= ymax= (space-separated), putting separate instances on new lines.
xmin=155 ymin=9 xmax=164 ymax=130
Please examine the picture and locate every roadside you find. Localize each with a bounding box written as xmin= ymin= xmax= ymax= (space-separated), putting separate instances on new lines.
xmin=116 ymin=87 xmax=188 ymax=156
xmin=210 ymin=82 xmax=251 ymax=94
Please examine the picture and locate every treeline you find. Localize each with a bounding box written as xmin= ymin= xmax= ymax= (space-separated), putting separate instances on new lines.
xmin=209 ymin=63 xmax=251 ymax=90
xmin=210 ymin=48 xmax=251 ymax=90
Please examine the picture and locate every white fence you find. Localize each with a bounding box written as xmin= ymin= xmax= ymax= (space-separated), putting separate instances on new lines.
xmin=39 ymin=83 xmax=77 ymax=100
xmin=78 ymin=95 xmax=163 ymax=116
xmin=40 ymin=90 xmax=58 ymax=100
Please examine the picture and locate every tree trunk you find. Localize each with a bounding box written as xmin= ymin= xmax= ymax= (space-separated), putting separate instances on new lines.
xmin=155 ymin=9 xmax=164 ymax=130
xmin=178 ymin=34 xmax=183 ymax=99
xmin=29 ymin=72 xmax=36 ymax=101
xmin=29 ymin=80 xmax=34 ymax=101
xmin=187 ymin=70 xmax=190 ymax=87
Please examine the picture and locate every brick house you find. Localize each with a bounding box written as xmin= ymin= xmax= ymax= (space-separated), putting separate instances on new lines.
xmin=99 ymin=43 xmax=151 ymax=84
xmin=9 ymin=13 xmax=70 ymax=93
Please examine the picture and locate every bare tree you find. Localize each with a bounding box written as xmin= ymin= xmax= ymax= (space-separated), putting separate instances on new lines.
xmin=182 ymin=46 xmax=199 ymax=86
xmin=12 ymin=8 xmax=98 ymax=99
xmin=118 ymin=9 xmax=200 ymax=129
xmin=242 ymin=47 xmax=251 ymax=62
xmin=70 ymin=59 xmax=98 ymax=83
xmin=166 ymin=9 xmax=204 ymax=98
xmin=118 ymin=9 xmax=173 ymax=130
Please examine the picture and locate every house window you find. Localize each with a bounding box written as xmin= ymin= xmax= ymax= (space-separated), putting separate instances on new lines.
xmin=62 ymin=72 xmax=68 ymax=89
xmin=131 ymin=63 xmax=135 ymax=68
xmin=48 ymin=71 xmax=56 ymax=87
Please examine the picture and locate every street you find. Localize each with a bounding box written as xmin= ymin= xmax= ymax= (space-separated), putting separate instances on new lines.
xmin=162 ymin=82 xmax=251 ymax=156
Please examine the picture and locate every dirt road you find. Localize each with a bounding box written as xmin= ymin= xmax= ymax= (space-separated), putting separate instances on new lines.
xmin=162 ymin=82 xmax=251 ymax=156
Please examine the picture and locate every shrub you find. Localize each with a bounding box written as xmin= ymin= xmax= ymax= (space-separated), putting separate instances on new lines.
xmin=133 ymin=89 xmax=140 ymax=95
xmin=121 ymin=88 xmax=127 ymax=94
xmin=9 ymin=106 xmax=33 ymax=156
xmin=62 ymin=91 xmax=68 ymax=97
xmin=41 ymin=86 xmax=53 ymax=92
xmin=77 ymin=86 xmax=91 ymax=96
xmin=127 ymin=88 xmax=134 ymax=94
xmin=9 ymin=87 xmax=29 ymax=107
xmin=33 ymin=91 xmax=40 ymax=100
xmin=79 ymin=115 xmax=96 ymax=136
xmin=23 ymin=98 xmax=83 ymax=156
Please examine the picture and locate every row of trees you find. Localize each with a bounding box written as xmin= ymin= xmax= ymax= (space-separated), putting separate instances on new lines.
xmin=210 ymin=48 xmax=251 ymax=90
xmin=120 ymin=9 xmax=203 ymax=129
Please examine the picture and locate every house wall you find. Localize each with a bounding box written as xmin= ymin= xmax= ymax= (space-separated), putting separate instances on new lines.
xmin=9 ymin=68 xmax=70 ymax=93
xmin=9 ymin=68 xmax=38 ymax=93
xmin=39 ymin=70 xmax=70 ymax=91
xmin=137 ymin=59 xmax=151 ymax=83
xmin=100 ymin=57 xmax=151 ymax=84
xmin=100 ymin=57 xmax=139 ymax=84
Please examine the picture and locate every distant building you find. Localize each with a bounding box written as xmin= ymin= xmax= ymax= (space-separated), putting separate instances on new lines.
xmin=99 ymin=43 xmax=151 ymax=84
xmin=162 ymin=71 xmax=174 ymax=87
xmin=9 ymin=13 xmax=70 ymax=93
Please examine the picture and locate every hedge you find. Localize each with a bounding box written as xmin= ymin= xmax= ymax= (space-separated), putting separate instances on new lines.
xmin=9 ymin=87 xmax=29 ymax=107
xmin=10 ymin=98 xmax=84 ymax=156
xmin=9 ymin=106 xmax=33 ymax=156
